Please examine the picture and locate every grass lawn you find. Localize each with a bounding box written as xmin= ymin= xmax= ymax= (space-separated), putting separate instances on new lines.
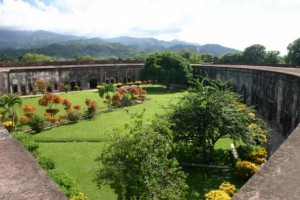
xmin=19 ymin=85 xmax=246 ymax=199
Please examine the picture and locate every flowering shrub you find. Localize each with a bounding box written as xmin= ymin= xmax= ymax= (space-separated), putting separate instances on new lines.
xmin=85 ymin=98 xmax=97 ymax=118
xmin=19 ymin=116 xmax=30 ymax=125
xmin=235 ymin=160 xmax=259 ymax=179
xmin=23 ymin=104 xmax=36 ymax=117
xmin=205 ymin=190 xmax=231 ymax=200
xmin=63 ymin=99 xmax=72 ymax=111
xmin=236 ymin=103 xmax=246 ymax=109
xmin=238 ymin=146 xmax=267 ymax=165
xmin=118 ymin=87 xmax=128 ymax=95
xmin=248 ymin=123 xmax=267 ymax=145
xmin=70 ymin=192 xmax=89 ymax=200
xmin=73 ymin=105 xmax=81 ymax=111
xmin=219 ymin=182 xmax=237 ymax=197
xmin=3 ymin=121 xmax=14 ymax=132
xmin=38 ymin=93 xmax=63 ymax=116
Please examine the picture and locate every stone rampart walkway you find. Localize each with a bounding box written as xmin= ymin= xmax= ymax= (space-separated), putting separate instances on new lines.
xmin=0 ymin=128 xmax=67 ymax=200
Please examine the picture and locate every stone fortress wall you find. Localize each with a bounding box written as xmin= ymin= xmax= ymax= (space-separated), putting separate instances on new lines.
xmin=0 ymin=63 xmax=144 ymax=95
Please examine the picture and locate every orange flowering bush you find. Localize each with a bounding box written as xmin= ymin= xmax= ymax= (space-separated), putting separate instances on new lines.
xmin=73 ymin=105 xmax=81 ymax=111
xmin=63 ymin=99 xmax=72 ymax=111
xmin=38 ymin=93 xmax=63 ymax=116
xmin=19 ymin=116 xmax=30 ymax=125
xmin=23 ymin=104 xmax=36 ymax=117
xmin=85 ymin=98 xmax=97 ymax=118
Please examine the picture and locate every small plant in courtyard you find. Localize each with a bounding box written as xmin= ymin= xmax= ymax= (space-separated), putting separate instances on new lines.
xmin=205 ymin=190 xmax=231 ymax=200
xmin=235 ymin=160 xmax=260 ymax=179
xmin=28 ymin=114 xmax=46 ymax=133
xmin=74 ymin=85 xmax=80 ymax=92
xmin=85 ymin=98 xmax=97 ymax=118
xmin=219 ymin=182 xmax=237 ymax=197
xmin=70 ymin=192 xmax=89 ymax=200
xmin=37 ymin=155 xmax=56 ymax=171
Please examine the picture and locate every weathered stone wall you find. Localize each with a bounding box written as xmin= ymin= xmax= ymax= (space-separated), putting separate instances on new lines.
xmin=1 ymin=63 xmax=143 ymax=95
xmin=193 ymin=65 xmax=300 ymax=138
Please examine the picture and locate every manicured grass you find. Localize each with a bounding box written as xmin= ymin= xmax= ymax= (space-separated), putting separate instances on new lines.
xmin=31 ymin=86 xmax=185 ymax=142
xmin=39 ymin=142 xmax=115 ymax=200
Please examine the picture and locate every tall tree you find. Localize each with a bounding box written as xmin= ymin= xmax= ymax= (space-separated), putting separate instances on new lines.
xmin=286 ymin=38 xmax=300 ymax=66
xmin=95 ymin=112 xmax=188 ymax=200
xmin=167 ymin=77 xmax=267 ymax=163
xmin=141 ymin=51 xmax=192 ymax=88
xmin=242 ymin=44 xmax=266 ymax=65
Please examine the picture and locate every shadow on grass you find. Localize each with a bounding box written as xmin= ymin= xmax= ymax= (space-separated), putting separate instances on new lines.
xmin=184 ymin=168 xmax=246 ymax=200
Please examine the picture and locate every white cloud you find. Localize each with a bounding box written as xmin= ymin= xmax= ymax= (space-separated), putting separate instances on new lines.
xmin=0 ymin=0 xmax=300 ymax=54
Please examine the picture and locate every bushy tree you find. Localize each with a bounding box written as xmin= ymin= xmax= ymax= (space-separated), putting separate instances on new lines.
xmin=219 ymin=52 xmax=243 ymax=64
xmin=168 ymin=77 xmax=266 ymax=163
xmin=95 ymin=112 xmax=188 ymax=200
xmin=286 ymin=38 xmax=300 ymax=66
xmin=265 ymin=50 xmax=280 ymax=65
xmin=141 ymin=51 xmax=192 ymax=88
xmin=242 ymin=44 xmax=266 ymax=65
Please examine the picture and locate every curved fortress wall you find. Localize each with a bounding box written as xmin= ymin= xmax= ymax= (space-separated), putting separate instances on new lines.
xmin=193 ymin=64 xmax=300 ymax=138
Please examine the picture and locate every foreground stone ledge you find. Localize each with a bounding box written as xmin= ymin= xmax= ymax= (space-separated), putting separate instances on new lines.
xmin=0 ymin=128 xmax=67 ymax=200
xmin=233 ymin=124 xmax=300 ymax=200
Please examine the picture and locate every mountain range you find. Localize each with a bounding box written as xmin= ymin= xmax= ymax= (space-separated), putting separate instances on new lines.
xmin=0 ymin=30 xmax=239 ymax=59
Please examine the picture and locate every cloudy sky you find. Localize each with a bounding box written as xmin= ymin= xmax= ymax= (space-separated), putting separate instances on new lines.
xmin=0 ymin=0 xmax=299 ymax=55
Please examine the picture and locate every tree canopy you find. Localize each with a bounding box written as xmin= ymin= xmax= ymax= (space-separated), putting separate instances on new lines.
xmin=167 ymin=77 xmax=267 ymax=163
xmin=242 ymin=44 xmax=266 ymax=65
xmin=286 ymin=38 xmax=300 ymax=66
xmin=95 ymin=112 xmax=188 ymax=199
xmin=141 ymin=51 xmax=192 ymax=88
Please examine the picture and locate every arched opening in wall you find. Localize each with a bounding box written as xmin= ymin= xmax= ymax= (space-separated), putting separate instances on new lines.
xmin=111 ymin=79 xmax=115 ymax=84
xmin=105 ymin=79 xmax=109 ymax=84
xmin=90 ymin=79 xmax=98 ymax=89
xmin=21 ymin=85 xmax=26 ymax=95
xmin=47 ymin=85 xmax=52 ymax=92
xmin=54 ymin=83 xmax=58 ymax=90
xmin=127 ymin=77 xmax=131 ymax=83
xmin=28 ymin=83 xmax=33 ymax=92
xmin=77 ymin=82 xmax=81 ymax=88
xmin=70 ymin=82 xmax=76 ymax=90
xmin=12 ymin=85 xmax=18 ymax=93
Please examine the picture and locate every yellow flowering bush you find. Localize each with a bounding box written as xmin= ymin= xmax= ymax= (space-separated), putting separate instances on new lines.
xmin=248 ymin=146 xmax=267 ymax=164
xmin=236 ymin=103 xmax=246 ymax=109
xmin=3 ymin=121 xmax=13 ymax=127
xmin=235 ymin=160 xmax=259 ymax=179
xmin=205 ymin=190 xmax=231 ymax=200
xmin=70 ymin=192 xmax=89 ymax=200
xmin=219 ymin=182 xmax=237 ymax=197
xmin=248 ymin=112 xmax=255 ymax=118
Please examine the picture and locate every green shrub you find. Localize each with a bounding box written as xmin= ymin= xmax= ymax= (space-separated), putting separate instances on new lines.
xmin=205 ymin=190 xmax=231 ymax=200
xmin=235 ymin=160 xmax=259 ymax=179
xmin=70 ymin=192 xmax=89 ymax=200
xmin=12 ymin=132 xmax=39 ymax=154
xmin=237 ymin=146 xmax=267 ymax=165
xmin=219 ymin=182 xmax=237 ymax=197
xmin=67 ymin=110 xmax=80 ymax=123
xmin=247 ymin=146 xmax=267 ymax=165
xmin=28 ymin=114 xmax=46 ymax=133
xmin=37 ymin=156 xmax=55 ymax=171
xmin=48 ymin=169 xmax=78 ymax=197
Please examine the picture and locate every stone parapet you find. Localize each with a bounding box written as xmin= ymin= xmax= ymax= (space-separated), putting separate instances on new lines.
xmin=0 ymin=127 xmax=67 ymax=200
